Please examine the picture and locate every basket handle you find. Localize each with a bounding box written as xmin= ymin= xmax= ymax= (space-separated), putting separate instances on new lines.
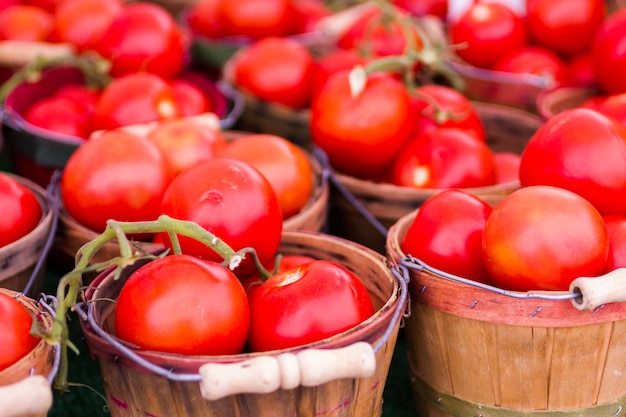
xmin=570 ymin=268 xmax=626 ymax=311
xmin=198 ymin=342 xmax=376 ymax=401
xmin=0 ymin=375 xmax=53 ymax=417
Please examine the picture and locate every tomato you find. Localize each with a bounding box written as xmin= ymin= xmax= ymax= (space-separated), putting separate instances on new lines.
xmin=93 ymin=72 xmax=180 ymax=131
xmin=230 ymin=36 xmax=315 ymax=109
xmin=310 ymin=70 xmax=415 ymax=179
xmin=392 ymin=0 xmax=447 ymax=19
xmin=216 ymin=134 xmax=313 ymax=219
xmin=583 ymin=92 xmax=626 ymax=125
xmin=184 ymin=0 xmax=221 ymax=39
xmin=483 ymin=185 xmax=608 ymax=291
xmin=293 ymin=0 xmax=331 ymax=33
xmin=492 ymin=46 xmax=567 ymax=86
xmin=390 ymin=128 xmax=496 ymax=189
xmin=92 ymin=2 xmax=187 ymax=78
xmin=519 ymin=108 xmax=626 ymax=216
xmin=24 ymin=96 xmax=91 ymax=139
xmin=248 ymin=259 xmax=374 ymax=352
xmin=411 ymin=84 xmax=486 ymax=142
xmin=114 ymin=255 xmax=249 ymax=355
xmin=336 ymin=5 xmax=422 ymax=58
xmin=603 ymin=215 xmax=626 ymax=272
xmin=0 ymin=5 xmax=53 ymax=41
xmin=311 ymin=48 xmax=367 ymax=100
xmin=527 ymin=0 xmax=604 ymax=57
xmin=449 ymin=2 xmax=527 ymax=69
xmin=217 ymin=0 xmax=299 ymax=38
xmin=241 ymin=254 xmax=315 ymax=296
xmin=0 ymin=291 xmax=40 ymax=371
xmin=592 ymin=8 xmax=626 ymax=94
xmin=0 ymin=173 xmax=42 ymax=248
xmin=61 ymin=130 xmax=172 ymax=234
xmin=564 ymin=52 xmax=596 ymax=87
xmin=146 ymin=118 xmax=228 ymax=177
xmin=170 ymin=79 xmax=214 ymax=117
xmin=159 ymin=158 xmax=283 ymax=276
xmin=493 ymin=151 xmax=520 ymax=184
xmin=401 ymin=190 xmax=493 ymax=284
xmin=52 ymin=0 xmax=122 ymax=51
xmin=53 ymin=84 xmax=101 ymax=117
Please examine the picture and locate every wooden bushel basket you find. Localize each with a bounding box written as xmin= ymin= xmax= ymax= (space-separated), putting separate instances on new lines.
xmin=386 ymin=210 xmax=626 ymax=417
xmin=0 ymin=173 xmax=55 ymax=297
xmin=77 ymin=230 xmax=407 ymax=417
xmin=535 ymin=86 xmax=600 ymax=121
xmin=328 ymin=102 xmax=544 ymax=254
xmin=0 ymin=290 xmax=59 ymax=417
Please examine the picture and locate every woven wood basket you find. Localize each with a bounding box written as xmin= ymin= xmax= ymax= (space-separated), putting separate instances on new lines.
xmin=386 ymin=210 xmax=626 ymax=417
xmin=77 ymin=230 xmax=406 ymax=417
xmin=328 ymin=101 xmax=544 ymax=254
xmin=536 ymin=86 xmax=600 ymax=121
xmin=0 ymin=290 xmax=58 ymax=417
xmin=0 ymin=173 xmax=55 ymax=297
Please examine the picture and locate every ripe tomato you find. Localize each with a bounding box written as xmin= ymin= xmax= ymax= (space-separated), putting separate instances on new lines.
xmin=292 ymin=0 xmax=331 ymax=33
xmin=216 ymin=134 xmax=313 ymax=219
xmin=401 ymin=189 xmax=493 ymax=284
xmin=483 ymin=185 xmax=608 ymax=291
xmin=217 ymin=0 xmax=299 ymax=38
xmin=53 ymin=84 xmax=101 ymax=117
xmin=0 ymin=173 xmax=42 ymax=248
xmin=449 ymin=2 xmax=527 ymax=69
xmin=526 ymin=0 xmax=604 ymax=57
xmin=145 ymin=118 xmax=228 ymax=177
xmin=24 ymin=96 xmax=91 ymax=139
xmin=564 ymin=52 xmax=596 ymax=87
xmin=411 ymin=84 xmax=486 ymax=142
xmin=581 ymin=92 xmax=626 ymax=126
xmin=159 ymin=158 xmax=283 ymax=276
xmin=247 ymin=259 xmax=375 ymax=352
xmin=61 ymin=130 xmax=172 ymax=233
xmin=0 ymin=291 xmax=40 ymax=371
xmin=92 ymin=2 xmax=187 ymax=78
xmin=492 ymin=46 xmax=567 ymax=86
xmin=310 ymin=70 xmax=414 ymax=179
xmin=390 ymin=128 xmax=496 ymax=189
xmin=519 ymin=108 xmax=626 ymax=216
xmin=52 ymin=0 xmax=122 ymax=51
xmin=311 ymin=48 xmax=367 ymax=100
xmin=93 ymin=72 xmax=180 ymax=130
xmin=114 ymin=255 xmax=249 ymax=355
xmin=493 ymin=151 xmax=520 ymax=184
xmin=392 ymin=0 xmax=447 ymax=19
xmin=241 ymin=254 xmax=315 ymax=296
xmin=0 ymin=5 xmax=53 ymax=41
xmin=230 ymin=36 xmax=315 ymax=109
xmin=184 ymin=0 xmax=221 ymax=39
xmin=170 ymin=79 xmax=213 ymax=117
xmin=603 ymin=215 xmax=626 ymax=272
xmin=592 ymin=8 xmax=626 ymax=94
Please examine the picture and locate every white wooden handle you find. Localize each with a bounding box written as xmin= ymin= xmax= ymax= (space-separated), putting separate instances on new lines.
xmin=0 ymin=375 xmax=53 ymax=417
xmin=569 ymin=268 xmax=626 ymax=311
xmin=0 ymin=40 xmax=75 ymax=67
xmin=199 ymin=342 xmax=376 ymax=401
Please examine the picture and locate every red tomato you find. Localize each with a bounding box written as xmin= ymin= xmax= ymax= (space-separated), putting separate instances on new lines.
xmin=247 ymin=259 xmax=375 ymax=352
xmin=0 ymin=5 xmax=53 ymax=41
xmin=401 ymin=189 xmax=493 ymax=284
xmin=217 ymin=0 xmax=299 ymax=38
xmin=184 ymin=0 xmax=221 ymax=39
xmin=584 ymin=92 xmax=626 ymax=125
xmin=390 ymin=128 xmax=496 ymax=189
xmin=53 ymin=84 xmax=101 ymax=117
xmin=159 ymin=158 xmax=283 ymax=276
xmin=392 ymin=0 xmax=447 ymax=19
xmin=493 ymin=151 xmax=520 ymax=184
xmin=52 ymin=0 xmax=122 ymax=51
xmin=483 ymin=185 xmax=608 ymax=291
xmin=449 ymin=2 xmax=527 ymax=69
xmin=216 ymin=134 xmax=313 ymax=219
xmin=293 ymin=0 xmax=331 ymax=33
xmin=492 ymin=46 xmax=567 ymax=85
xmin=564 ymin=52 xmax=596 ymax=87
xmin=146 ymin=118 xmax=228 ymax=177
xmin=411 ymin=84 xmax=486 ymax=142
xmin=24 ymin=96 xmax=91 ymax=139
xmin=93 ymin=72 xmax=180 ymax=130
xmin=170 ymin=79 xmax=213 ymax=117
xmin=92 ymin=2 xmax=187 ymax=78
xmin=310 ymin=70 xmax=415 ymax=179
xmin=0 ymin=292 xmax=40 ymax=371
xmin=603 ymin=215 xmax=626 ymax=272
xmin=0 ymin=173 xmax=42 ymax=248
xmin=114 ymin=255 xmax=249 ymax=355
xmin=311 ymin=48 xmax=367 ymax=99
xmin=519 ymin=108 xmax=626 ymax=216
xmin=592 ymin=8 xmax=626 ymax=94
xmin=526 ymin=0 xmax=604 ymax=57
xmin=231 ymin=36 xmax=314 ymax=109
xmin=241 ymin=254 xmax=315 ymax=296
xmin=61 ymin=130 xmax=172 ymax=233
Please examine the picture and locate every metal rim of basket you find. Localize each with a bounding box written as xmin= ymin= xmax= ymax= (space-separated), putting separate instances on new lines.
xmin=37 ymin=293 xmax=62 ymax=386
xmin=73 ymin=262 xmax=409 ymax=384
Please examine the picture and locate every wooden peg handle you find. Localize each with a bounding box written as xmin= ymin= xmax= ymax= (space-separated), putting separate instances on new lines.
xmin=569 ymin=268 xmax=626 ymax=311
xmin=0 ymin=40 xmax=75 ymax=67
xmin=198 ymin=342 xmax=376 ymax=401
xmin=0 ymin=375 xmax=53 ymax=417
